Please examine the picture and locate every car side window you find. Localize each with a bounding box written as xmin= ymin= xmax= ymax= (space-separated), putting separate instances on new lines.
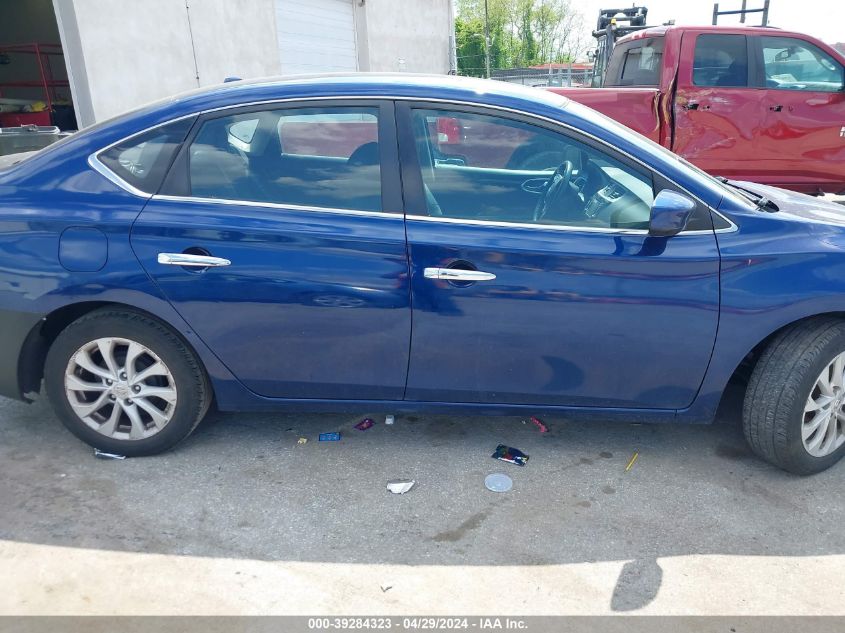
xmin=760 ymin=36 xmax=844 ymax=92
xmin=98 ymin=118 xmax=194 ymax=194
xmin=411 ymin=108 xmax=655 ymax=231
xmin=187 ymin=106 xmax=382 ymax=212
xmin=604 ymin=37 xmax=664 ymax=87
xmin=693 ymin=34 xmax=748 ymax=87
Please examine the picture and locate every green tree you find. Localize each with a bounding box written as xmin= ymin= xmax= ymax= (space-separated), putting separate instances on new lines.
xmin=455 ymin=0 xmax=586 ymax=75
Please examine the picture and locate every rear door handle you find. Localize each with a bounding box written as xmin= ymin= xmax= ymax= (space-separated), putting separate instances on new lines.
xmin=157 ymin=253 xmax=231 ymax=267
xmin=769 ymin=104 xmax=784 ymax=112
xmin=424 ymin=267 xmax=496 ymax=282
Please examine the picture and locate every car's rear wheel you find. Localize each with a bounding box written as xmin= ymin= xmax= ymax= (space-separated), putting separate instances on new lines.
xmin=44 ymin=308 xmax=211 ymax=456
xmin=743 ymin=317 xmax=845 ymax=474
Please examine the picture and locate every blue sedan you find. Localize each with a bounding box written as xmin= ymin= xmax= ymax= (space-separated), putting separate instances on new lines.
xmin=1 ymin=75 xmax=844 ymax=474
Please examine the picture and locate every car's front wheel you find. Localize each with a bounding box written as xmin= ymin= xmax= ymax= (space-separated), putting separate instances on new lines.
xmin=44 ymin=308 xmax=211 ymax=456
xmin=744 ymin=317 xmax=845 ymax=474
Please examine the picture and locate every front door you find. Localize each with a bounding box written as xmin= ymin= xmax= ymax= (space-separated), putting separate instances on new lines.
xmin=131 ymin=101 xmax=411 ymax=400
xmin=673 ymin=31 xmax=766 ymax=182
xmin=753 ymin=34 xmax=845 ymax=193
xmin=398 ymin=104 xmax=720 ymax=409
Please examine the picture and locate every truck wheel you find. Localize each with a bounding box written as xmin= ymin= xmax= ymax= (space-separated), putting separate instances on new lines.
xmin=44 ymin=308 xmax=211 ymax=457
xmin=743 ymin=318 xmax=845 ymax=474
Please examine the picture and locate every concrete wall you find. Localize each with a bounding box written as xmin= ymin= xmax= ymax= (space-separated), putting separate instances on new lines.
xmin=54 ymin=0 xmax=281 ymax=127
xmin=53 ymin=0 xmax=455 ymax=127
xmin=359 ymin=0 xmax=454 ymax=73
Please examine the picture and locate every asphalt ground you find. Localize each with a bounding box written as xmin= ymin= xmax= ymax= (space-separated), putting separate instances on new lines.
xmin=1 ymin=385 xmax=843 ymax=615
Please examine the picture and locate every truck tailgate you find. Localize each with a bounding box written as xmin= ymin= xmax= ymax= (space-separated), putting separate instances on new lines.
xmin=548 ymin=87 xmax=661 ymax=142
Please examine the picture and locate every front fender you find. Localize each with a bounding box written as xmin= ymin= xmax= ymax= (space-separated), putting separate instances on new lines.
xmin=684 ymin=202 xmax=845 ymax=422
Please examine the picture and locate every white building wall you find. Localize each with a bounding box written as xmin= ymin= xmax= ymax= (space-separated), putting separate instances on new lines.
xmin=54 ymin=0 xmax=281 ymax=126
xmin=360 ymin=0 xmax=454 ymax=74
xmin=54 ymin=0 xmax=454 ymax=127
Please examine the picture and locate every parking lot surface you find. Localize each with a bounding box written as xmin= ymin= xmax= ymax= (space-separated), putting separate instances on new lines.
xmin=1 ymin=387 xmax=843 ymax=615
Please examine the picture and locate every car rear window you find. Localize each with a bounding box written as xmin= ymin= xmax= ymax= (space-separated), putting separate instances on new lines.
xmin=98 ymin=117 xmax=194 ymax=194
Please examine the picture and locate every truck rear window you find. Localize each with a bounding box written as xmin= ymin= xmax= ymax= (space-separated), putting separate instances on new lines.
xmin=605 ymin=38 xmax=664 ymax=87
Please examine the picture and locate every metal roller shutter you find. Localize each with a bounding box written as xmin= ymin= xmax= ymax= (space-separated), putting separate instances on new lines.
xmin=275 ymin=0 xmax=358 ymax=74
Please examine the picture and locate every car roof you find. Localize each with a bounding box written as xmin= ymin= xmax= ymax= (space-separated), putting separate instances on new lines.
xmin=99 ymin=73 xmax=572 ymax=134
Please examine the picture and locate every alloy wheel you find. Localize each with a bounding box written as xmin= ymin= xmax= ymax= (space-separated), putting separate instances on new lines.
xmin=802 ymin=351 xmax=845 ymax=457
xmin=64 ymin=336 xmax=177 ymax=440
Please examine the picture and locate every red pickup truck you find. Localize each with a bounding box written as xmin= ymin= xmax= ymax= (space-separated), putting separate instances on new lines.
xmin=549 ymin=25 xmax=845 ymax=195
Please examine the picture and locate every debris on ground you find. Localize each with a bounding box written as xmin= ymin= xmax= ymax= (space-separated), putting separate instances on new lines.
xmin=319 ymin=432 xmax=341 ymax=442
xmin=484 ymin=473 xmax=513 ymax=492
xmin=492 ymin=444 xmax=529 ymax=466
xmin=354 ymin=418 xmax=375 ymax=431
xmin=94 ymin=449 xmax=126 ymax=460
xmin=626 ymin=451 xmax=640 ymax=472
xmin=385 ymin=414 xmax=395 ymax=425
xmin=530 ymin=416 xmax=548 ymax=433
xmin=386 ymin=479 xmax=415 ymax=494
xmin=297 ymin=437 xmax=308 ymax=445
xmin=380 ymin=585 xmax=393 ymax=593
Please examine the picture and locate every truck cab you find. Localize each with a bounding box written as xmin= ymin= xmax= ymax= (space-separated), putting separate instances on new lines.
xmin=552 ymin=25 xmax=845 ymax=195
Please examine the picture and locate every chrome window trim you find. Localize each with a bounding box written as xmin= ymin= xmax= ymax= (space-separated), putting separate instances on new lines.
xmin=88 ymin=94 xmax=738 ymax=234
xmin=89 ymin=112 xmax=198 ymax=198
xmin=88 ymin=154 xmax=152 ymax=199
xmin=151 ymin=194 xmax=401 ymax=220
xmin=406 ymin=214 xmax=733 ymax=235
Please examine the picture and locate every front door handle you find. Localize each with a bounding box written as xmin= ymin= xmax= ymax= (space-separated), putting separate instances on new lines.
xmin=157 ymin=253 xmax=231 ymax=267
xmin=769 ymin=104 xmax=784 ymax=112
xmin=424 ymin=267 xmax=496 ymax=282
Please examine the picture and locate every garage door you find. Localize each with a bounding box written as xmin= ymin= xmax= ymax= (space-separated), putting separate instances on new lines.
xmin=276 ymin=0 xmax=358 ymax=74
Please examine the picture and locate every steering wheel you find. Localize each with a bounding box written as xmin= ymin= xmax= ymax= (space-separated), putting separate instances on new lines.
xmin=533 ymin=161 xmax=574 ymax=222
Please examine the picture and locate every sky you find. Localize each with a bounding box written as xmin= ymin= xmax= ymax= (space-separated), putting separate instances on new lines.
xmin=573 ymin=0 xmax=845 ymax=49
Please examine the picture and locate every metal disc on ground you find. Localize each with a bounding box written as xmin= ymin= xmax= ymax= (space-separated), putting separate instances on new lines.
xmin=485 ymin=473 xmax=513 ymax=492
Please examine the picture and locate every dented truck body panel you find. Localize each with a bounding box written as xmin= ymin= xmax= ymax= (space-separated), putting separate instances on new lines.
xmin=551 ymin=25 xmax=845 ymax=195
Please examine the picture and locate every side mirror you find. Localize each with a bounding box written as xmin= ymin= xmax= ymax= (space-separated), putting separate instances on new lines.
xmin=648 ymin=190 xmax=696 ymax=237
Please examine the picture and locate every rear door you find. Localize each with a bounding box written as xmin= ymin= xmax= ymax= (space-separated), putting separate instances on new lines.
xmin=752 ymin=34 xmax=845 ymax=192
xmin=673 ymin=32 xmax=767 ymax=181
xmin=398 ymin=102 xmax=720 ymax=409
xmin=130 ymin=100 xmax=411 ymax=400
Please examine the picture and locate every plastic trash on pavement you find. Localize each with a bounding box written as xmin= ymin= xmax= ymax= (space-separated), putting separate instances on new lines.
xmin=94 ymin=448 xmax=126 ymax=460
xmin=492 ymin=444 xmax=529 ymax=466
xmin=319 ymin=432 xmax=341 ymax=441
xmin=387 ymin=479 xmax=415 ymax=494
xmin=485 ymin=473 xmax=513 ymax=492
xmin=530 ymin=416 xmax=548 ymax=433
xmin=354 ymin=418 xmax=375 ymax=431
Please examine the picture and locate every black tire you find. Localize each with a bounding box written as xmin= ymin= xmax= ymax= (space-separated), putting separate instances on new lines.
xmin=743 ymin=317 xmax=845 ymax=474
xmin=44 ymin=307 xmax=211 ymax=457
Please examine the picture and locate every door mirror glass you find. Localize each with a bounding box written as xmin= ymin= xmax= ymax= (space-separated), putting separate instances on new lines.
xmin=648 ymin=190 xmax=696 ymax=237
